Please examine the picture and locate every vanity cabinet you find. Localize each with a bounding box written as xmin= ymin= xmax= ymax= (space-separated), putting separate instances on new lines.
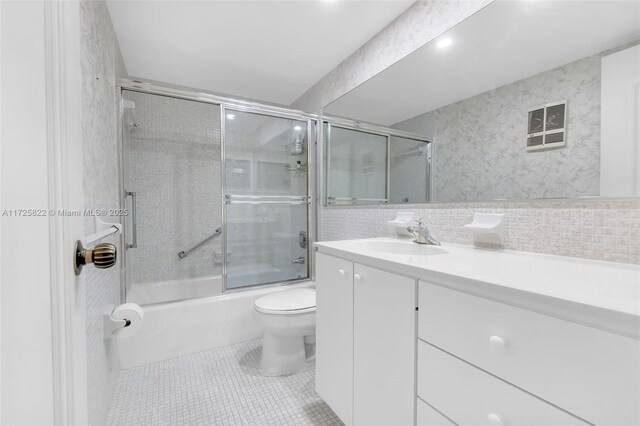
xmin=316 ymin=252 xmax=354 ymax=424
xmin=315 ymin=241 xmax=640 ymax=426
xmin=416 ymin=399 xmax=454 ymax=426
xmin=353 ymin=263 xmax=416 ymax=426
xmin=419 ymin=281 xmax=640 ymax=426
xmin=417 ymin=341 xmax=586 ymax=425
xmin=315 ymin=252 xmax=417 ymax=426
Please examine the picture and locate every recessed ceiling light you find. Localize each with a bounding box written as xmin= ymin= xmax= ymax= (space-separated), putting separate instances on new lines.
xmin=294 ymin=125 xmax=302 ymax=131
xmin=436 ymin=38 xmax=452 ymax=49
xmin=226 ymin=113 xmax=235 ymax=120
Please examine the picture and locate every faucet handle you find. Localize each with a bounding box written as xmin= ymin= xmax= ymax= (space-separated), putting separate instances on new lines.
xmin=416 ymin=217 xmax=426 ymax=228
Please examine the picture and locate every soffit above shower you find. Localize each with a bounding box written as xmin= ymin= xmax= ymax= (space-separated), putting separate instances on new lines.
xmin=106 ymin=0 xmax=414 ymax=107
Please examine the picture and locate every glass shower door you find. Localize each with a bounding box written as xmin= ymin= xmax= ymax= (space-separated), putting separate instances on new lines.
xmin=223 ymin=109 xmax=310 ymax=290
xmin=325 ymin=124 xmax=388 ymax=204
xmin=122 ymin=90 xmax=223 ymax=305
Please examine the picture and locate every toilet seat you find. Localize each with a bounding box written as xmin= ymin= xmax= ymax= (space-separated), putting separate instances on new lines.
xmin=254 ymin=288 xmax=316 ymax=315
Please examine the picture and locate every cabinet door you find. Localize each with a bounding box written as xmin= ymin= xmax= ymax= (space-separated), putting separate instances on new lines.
xmin=417 ymin=399 xmax=454 ymax=426
xmin=353 ymin=263 xmax=416 ymax=426
xmin=315 ymin=252 xmax=354 ymax=425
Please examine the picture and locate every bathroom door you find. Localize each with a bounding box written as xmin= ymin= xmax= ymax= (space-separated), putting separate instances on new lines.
xmin=222 ymin=108 xmax=311 ymax=290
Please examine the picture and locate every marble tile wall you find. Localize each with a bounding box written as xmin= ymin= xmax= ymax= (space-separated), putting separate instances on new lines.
xmin=320 ymin=197 xmax=640 ymax=265
xmin=80 ymin=1 xmax=127 ymax=423
xmin=394 ymin=52 xmax=602 ymax=201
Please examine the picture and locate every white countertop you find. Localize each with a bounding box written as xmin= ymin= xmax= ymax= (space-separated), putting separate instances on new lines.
xmin=315 ymin=237 xmax=640 ymax=339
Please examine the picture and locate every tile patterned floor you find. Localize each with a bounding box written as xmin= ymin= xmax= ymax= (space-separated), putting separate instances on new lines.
xmin=108 ymin=340 xmax=343 ymax=426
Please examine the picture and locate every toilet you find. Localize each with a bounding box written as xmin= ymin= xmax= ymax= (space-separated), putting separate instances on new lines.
xmin=253 ymin=287 xmax=316 ymax=376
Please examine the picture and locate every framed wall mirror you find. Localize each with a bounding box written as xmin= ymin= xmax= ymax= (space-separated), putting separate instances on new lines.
xmin=323 ymin=0 xmax=640 ymax=205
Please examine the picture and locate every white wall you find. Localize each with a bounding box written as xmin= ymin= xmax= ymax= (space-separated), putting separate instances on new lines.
xmin=1 ymin=2 xmax=55 ymax=423
xmin=600 ymin=44 xmax=640 ymax=197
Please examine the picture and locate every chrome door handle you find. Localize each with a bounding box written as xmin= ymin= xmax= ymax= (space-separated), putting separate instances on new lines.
xmin=125 ymin=191 xmax=137 ymax=249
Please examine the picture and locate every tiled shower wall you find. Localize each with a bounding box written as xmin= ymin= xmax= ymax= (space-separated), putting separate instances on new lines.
xmin=320 ymin=197 xmax=640 ymax=264
xmin=124 ymin=91 xmax=223 ymax=285
xmin=80 ymin=1 xmax=127 ymax=423
xmin=124 ymin=96 xmax=309 ymax=289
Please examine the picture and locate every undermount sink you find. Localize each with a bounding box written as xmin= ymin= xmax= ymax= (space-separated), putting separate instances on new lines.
xmin=348 ymin=240 xmax=447 ymax=256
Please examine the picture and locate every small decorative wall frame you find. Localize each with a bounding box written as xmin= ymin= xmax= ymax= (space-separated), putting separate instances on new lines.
xmin=527 ymin=100 xmax=567 ymax=151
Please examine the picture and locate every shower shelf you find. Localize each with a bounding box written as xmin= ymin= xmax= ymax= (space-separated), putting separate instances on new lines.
xmin=283 ymin=141 xmax=306 ymax=156
xmin=285 ymin=162 xmax=307 ymax=173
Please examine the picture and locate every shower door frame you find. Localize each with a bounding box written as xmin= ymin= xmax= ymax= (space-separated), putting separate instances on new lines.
xmin=320 ymin=115 xmax=432 ymax=206
xmin=220 ymin=105 xmax=314 ymax=293
xmin=116 ymin=78 xmax=318 ymax=303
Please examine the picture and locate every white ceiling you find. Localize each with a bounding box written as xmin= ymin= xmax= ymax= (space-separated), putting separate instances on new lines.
xmin=325 ymin=0 xmax=640 ymax=126
xmin=107 ymin=0 xmax=414 ymax=106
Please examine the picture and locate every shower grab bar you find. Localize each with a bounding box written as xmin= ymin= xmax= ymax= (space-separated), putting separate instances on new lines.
xmin=178 ymin=227 xmax=222 ymax=259
xmin=125 ymin=191 xmax=137 ymax=249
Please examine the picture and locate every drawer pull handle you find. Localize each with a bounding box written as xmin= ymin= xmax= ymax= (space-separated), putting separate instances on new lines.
xmin=489 ymin=335 xmax=506 ymax=348
xmin=487 ymin=413 xmax=506 ymax=426
xmin=339 ymin=269 xmax=346 ymax=275
xmin=354 ymin=273 xmax=362 ymax=280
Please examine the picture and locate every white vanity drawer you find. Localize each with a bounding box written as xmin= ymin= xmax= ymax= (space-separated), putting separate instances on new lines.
xmin=417 ymin=341 xmax=587 ymax=426
xmin=417 ymin=399 xmax=454 ymax=426
xmin=418 ymin=281 xmax=640 ymax=426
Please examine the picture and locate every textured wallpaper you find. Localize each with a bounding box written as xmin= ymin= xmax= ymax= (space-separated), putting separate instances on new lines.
xmin=80 ymin=0 xmax=127 ymax=424
xmin=394 ymin=52 xmax=602 ymax=202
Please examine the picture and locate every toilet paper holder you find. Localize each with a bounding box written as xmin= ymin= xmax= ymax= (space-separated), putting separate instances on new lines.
xmin=103 ymin=305 xmax=131 ymax=339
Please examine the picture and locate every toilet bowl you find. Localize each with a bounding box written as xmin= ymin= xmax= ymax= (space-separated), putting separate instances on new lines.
xmin=253 ymin=287 xmax=316 ymax=376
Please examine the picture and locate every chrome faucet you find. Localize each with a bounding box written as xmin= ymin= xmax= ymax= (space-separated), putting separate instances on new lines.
xmin=407 ymin=218 xmax=441 ymax=245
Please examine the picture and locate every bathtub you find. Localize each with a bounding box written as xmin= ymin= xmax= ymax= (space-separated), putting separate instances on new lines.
xmin=127 ymin=275 xmax=224 ymax=305
xmin=117 ymin=280 xmax=314 ymax=368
